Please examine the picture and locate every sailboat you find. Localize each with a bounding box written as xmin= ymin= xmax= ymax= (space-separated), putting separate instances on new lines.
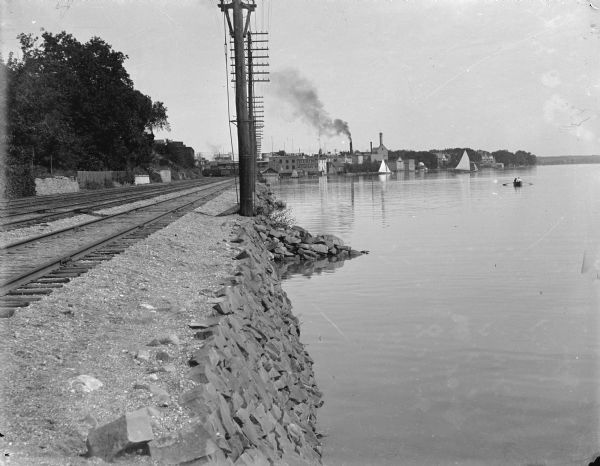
xmin=378 ymin=159 xmax=391 ymax=174
xmin=453 ymin=150 xmax=477 ymax=172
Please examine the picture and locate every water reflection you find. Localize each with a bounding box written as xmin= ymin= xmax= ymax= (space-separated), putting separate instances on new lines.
xmin=273 ymin=166 xmax=600 ymax=466
xmin=276 ymin=255 xmax=350 ymax=280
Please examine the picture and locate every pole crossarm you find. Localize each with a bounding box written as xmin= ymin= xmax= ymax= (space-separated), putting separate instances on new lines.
xmin=219 ymin=0 xmax=256 ymax=37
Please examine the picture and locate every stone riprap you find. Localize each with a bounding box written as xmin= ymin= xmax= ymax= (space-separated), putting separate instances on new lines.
xmin=167 ymin=220 xmax=323 ymax=464
xmin=85 ymin=226 xmax=324 ymax=465
xmin=253 ymin=185 xmax=366 ymax=263
xmin=252 ymin=221 xmax=364 ymax=262
xmin=84 ymin=185 xmax=364 ymax=465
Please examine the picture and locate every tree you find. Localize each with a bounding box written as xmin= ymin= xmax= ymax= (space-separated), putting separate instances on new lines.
xmin=5 ymin=31 xmax=169 ymax=172
xmin=515 ymin=150 xmax=536 ymax=166
xmin=389 ymin=150 xmax=439 ymax=169
xmin=491 ymin=150 xmax=515 ymax=167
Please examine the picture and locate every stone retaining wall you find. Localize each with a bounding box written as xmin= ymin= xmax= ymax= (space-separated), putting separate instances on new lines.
xmin=35 ymin=176 xmax=80 ymax=195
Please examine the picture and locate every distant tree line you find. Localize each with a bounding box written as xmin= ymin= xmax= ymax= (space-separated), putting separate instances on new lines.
xmin=388 ymin=148 xmax=537 ymax=169
xmin=2 ymin=31 xmax=169 ymax=197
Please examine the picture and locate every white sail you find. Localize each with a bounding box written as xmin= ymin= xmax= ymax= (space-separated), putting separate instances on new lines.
xmin=455 ymin=150 xmax=471 ymax=171
xmin=378 ymin=160 xmax=391 ymax=174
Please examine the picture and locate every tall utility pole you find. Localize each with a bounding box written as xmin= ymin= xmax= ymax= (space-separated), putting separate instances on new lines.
xmin=219 ymin=0 xmax=255 ymax=216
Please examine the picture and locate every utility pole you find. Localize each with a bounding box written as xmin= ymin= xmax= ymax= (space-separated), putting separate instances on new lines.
xmin=219 ymin=0 xmax=255 ymax=216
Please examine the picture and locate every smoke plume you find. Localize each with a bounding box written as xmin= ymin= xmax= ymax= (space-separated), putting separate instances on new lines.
xmin=271 ymin=68 xmax=351 ymax=140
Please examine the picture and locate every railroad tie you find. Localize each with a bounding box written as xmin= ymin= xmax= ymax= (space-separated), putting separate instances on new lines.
xmin=20 ymin=283 xmax=64 ymax=289
xmin=1 ymin=296 xmax=43 ymax=303
xmin=7 ymin=288 xmax=53 ymax=296
xmin=36 ymin=277 xmax=70 ymax=283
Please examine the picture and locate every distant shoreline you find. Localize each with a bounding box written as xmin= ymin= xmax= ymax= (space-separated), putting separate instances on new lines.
xmin=537 ymin=155 xmax=600 ymax=165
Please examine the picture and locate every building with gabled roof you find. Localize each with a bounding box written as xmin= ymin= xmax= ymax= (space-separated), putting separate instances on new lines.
xmin=371 ymin=132 xmax=388 ymax=162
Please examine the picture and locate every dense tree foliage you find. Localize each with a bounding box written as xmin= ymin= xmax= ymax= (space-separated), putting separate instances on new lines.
xmin=389 ymin=150 xmax=440 ymax=168
xmin=388 ymin=148 xmax=537 ymax=169
xmin=344 ymin=160 xmax=380 ymax=173
xmin=5 ymin=31 xmax=169 ymax=174
xmin=154 ymin=141 xmax=196 ymax=169
xmin=437 ymin=148 xmax=480 ymax=168
xmin=492 ymin=149 xmax=536 ymax=166
xmin=434 ymin=148 xmax=536 ymax=167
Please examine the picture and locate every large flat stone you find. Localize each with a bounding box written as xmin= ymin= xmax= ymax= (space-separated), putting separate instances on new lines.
xmin=308 ymin=243 xmax=329 ymax=255
xmin=188 ymin=316 xmax=221 ymax=329
xmin=85 ymin=408 xmax=154 ymax=461
xmin=319 ymin=233 xmax=344 ymax=246
xmin=187 ymin=365 xmax=209 ymax=383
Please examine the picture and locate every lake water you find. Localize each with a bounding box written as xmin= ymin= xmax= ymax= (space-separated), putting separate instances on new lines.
xmin=271 ymin=165 xmax=600 ymax=466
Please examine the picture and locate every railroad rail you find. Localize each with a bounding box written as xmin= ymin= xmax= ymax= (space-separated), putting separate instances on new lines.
xmin=0 ymin=179 xmax=217 ymax=229
xmin=0 ymin=179 xmax=236 ymax=317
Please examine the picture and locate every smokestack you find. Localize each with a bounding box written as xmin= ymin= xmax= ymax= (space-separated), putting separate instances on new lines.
xmin=370 ymin=141 xmax=373 ymax=153
xmin=379 ymin=132 xmax=383 ymax=147
xmin=349 ymin=138 xmax=353 ymax=155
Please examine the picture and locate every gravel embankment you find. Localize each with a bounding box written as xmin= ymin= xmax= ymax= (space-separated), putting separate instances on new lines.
xmin=0 ymin=188 xmax=242 ymax=465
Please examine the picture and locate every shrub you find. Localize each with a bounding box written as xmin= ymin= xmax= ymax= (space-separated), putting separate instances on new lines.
xmin=113 ymin=171 xmax=134 ymax=185
xmin=148 ymin=169 xmax=162 ymax=183
xmin=267 ymin=207 xmax=295 ymax=230
xmin=2 ymin=147 xmax=36 ymax=198
xmin=2 ymin=163 xmax=36 ymax=199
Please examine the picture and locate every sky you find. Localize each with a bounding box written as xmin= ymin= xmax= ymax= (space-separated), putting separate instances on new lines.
xmin=1 ymin=0 xmax=599 ymax=158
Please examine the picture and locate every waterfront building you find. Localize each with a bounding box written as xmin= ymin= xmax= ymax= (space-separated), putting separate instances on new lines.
xmin=256 ymin=159 xmax=269 ymax=172
xmin=328 ymin=160 xmax=346 ymax=175
xmin=387 ymin=159 xmax=401 ymax=172
xmin=259 ymin=167 xmax=280 ymax=182
xmin=370 ymin=132 xmax=389 ymax=162
xmin=434 ymin=152 xmax=450 ymax=168
xmin=205 ymin=152 xmax=238 ymax=176
xmin=404 ymin=159 xmax=416 ymax=171
xmin=268 ymin=155 xmax=326 ymax=176
xmin=327 ymin=154 xmax=351 ymax=164
xmin=352 ymin=153 xmax=364 ymax=165
xmin=477 ymin=150 xmax=497 ymax=168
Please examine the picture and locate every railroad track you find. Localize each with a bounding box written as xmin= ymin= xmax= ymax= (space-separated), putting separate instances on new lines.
xmin=0 ymin=179 xmax=217 ymax=229
xmin=0 ymin=179 xmax=236 ymax=317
